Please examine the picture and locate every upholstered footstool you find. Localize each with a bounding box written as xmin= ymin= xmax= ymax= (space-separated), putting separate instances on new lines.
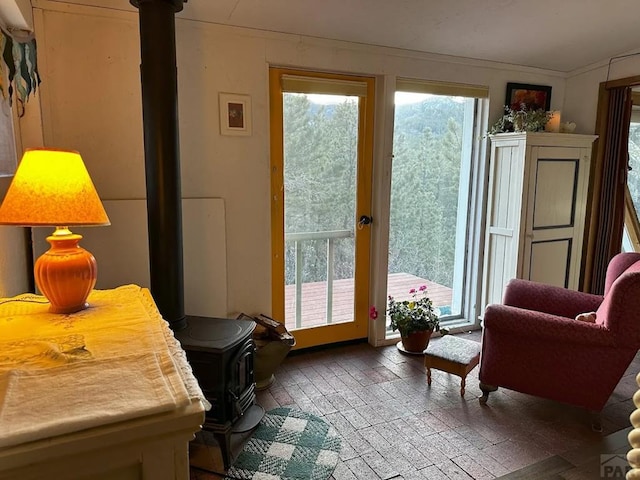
xmin=423 ymin=335 xmax=481 ymax=397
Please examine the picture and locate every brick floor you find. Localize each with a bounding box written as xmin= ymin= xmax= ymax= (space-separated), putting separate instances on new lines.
xmin=190 ymin=331 xmax=639 ymax=479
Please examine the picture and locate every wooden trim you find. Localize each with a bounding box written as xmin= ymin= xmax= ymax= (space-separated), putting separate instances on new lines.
xmin=604 ymin=75 xmax=640 ymax=90
xmin=353 ymin=77 xmax=376 ymax=339
xmin=583 ymin=84 xmax=632 ymax=292
xmin=582 ymin=83 xmax=609 ymax=291
xmin=268 ymin=67 xmax=285 ymax=323
xmin=268 ymin=67 xmax=375 ymax=349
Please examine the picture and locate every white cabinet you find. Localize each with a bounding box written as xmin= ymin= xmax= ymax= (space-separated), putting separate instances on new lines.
xmin=481 ymin=132 xmax=596 ymax=311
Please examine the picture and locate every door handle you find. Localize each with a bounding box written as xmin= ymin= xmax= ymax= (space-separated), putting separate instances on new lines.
xmin=358 ymin=215 xmax=373 ymax=228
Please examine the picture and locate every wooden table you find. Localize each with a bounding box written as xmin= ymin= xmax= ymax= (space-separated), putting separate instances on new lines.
xmin=0 ymin=285 xmax=206 ymax=480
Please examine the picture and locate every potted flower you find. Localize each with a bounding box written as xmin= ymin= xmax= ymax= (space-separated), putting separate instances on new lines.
xmin=387 ymin=285 xmax=444 ymax=352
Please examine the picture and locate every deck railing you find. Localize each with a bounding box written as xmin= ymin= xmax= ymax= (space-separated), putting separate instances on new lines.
xmin=285 ymin=229 xmax=353 ymax=327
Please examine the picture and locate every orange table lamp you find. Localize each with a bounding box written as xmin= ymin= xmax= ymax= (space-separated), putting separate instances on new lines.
xmin=0 ymin=148 xmax=110 ymax=313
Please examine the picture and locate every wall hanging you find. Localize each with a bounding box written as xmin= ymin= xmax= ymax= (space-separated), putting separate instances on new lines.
xmin=0 ymin=28 xmax=41 ymax=115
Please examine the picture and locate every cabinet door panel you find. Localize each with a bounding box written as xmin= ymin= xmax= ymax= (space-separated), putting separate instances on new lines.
xmin=529 ymin=238 xmax=572 ymax=288
xmin=533 ymin=159 xmax=578 ymax=229
xmin=524 ymin=144 xmax=591 ymax=291
xmin=485 ymin=233 xmax=510 ymax=306
xmin=482 ymin=140 xmax=525 ymax=308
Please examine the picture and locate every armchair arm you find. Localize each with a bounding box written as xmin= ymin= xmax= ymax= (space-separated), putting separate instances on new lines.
xmin=502 ymin=279 xmax=603 ymax=318
xmin=483 ymin=304 xmax=615 ymax=348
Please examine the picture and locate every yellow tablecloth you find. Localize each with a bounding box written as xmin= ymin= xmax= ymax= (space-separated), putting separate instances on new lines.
xmin=0 ymin=285 xmax=205 ymax=448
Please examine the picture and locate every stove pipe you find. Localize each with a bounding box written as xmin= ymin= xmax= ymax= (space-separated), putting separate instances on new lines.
xmin=130 ymin=0 xmax=187 ymax=330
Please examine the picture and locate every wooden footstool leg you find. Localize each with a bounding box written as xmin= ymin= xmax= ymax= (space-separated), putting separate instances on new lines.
xmin=426 ymin=367 xmax=432 ymax=386
xmin=460 ymin=376 xmax=466 ymax=397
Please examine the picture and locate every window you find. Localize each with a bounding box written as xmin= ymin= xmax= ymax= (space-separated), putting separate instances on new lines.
xmin=628 ymin=105 xmax=640 ymax=215
xmin=385 ymin=79 xmax=487 ymax=337
xmin=624 ymin=96 xmax=640 ymax=252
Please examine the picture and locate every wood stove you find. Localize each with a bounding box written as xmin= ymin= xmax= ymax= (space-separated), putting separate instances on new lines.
xmin=174 ymin=315 xmax=256 ymax=468
xmin=129 ymin=3 xmax=262 ymax=467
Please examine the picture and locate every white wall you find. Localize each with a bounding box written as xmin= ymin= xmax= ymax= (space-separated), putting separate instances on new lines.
xmin=0 ymin=0 xmax=32 ymax=31
xmin=0 ymin=1 xmax=34 ymax=298
xmin=31 ymin=0 xmax=569 ymax=318
xmin=0 ymin=177 xmax=29 ymax=297
xmin=564 ymin=56 xmax=640 ymax=134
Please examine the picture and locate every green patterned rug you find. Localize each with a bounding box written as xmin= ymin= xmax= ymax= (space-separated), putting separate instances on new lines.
xmin=223 ymin=407 xmax=341 ymax=480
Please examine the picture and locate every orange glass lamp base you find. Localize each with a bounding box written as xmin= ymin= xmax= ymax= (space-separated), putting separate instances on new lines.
xmin=34 ymin=229 xmax=98 ymax=314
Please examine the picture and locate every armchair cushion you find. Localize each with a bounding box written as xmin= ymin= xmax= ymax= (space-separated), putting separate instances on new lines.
xmin=483 ymin=304 xmax=613 ymax=348
xmin=502 ymin=278 xmax=603 ymax=318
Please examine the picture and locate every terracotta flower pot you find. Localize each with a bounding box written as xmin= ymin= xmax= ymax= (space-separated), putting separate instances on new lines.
xmin=401 ymin=329 xmax=433 ymax=353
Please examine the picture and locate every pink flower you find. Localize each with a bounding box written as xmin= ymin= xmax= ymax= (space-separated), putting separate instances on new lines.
xmin=419 ymin=285 xmax=427 ymax=292
xmin=369 ymin=306 xmax=378 ymax=320
xmin=409 ymin=288 xmax=416 ymax=294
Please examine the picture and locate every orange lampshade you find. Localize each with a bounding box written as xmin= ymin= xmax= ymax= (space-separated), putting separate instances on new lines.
xmin=0 ymin=148 xmax=110 ymax=226
xmin=0 ymin=148 xmax=110 ymax=314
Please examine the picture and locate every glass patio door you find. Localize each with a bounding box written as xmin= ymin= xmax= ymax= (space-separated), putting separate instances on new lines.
xmin=269 ymin=68 xmax=375 ymax=349
xmin=385 ymin=79 xmax=486 ymax=338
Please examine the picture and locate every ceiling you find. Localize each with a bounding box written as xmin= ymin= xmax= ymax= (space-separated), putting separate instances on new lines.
xmin=32 ymin=0 xmax=640 ymax=72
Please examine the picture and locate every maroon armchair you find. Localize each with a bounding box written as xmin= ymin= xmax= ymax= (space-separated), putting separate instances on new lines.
xmin=479 ymin=252 xmax=640 ymax=427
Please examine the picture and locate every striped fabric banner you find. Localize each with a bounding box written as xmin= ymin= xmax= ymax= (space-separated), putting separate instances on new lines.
xmin=0 ymin=28 xmax=41 ymax=111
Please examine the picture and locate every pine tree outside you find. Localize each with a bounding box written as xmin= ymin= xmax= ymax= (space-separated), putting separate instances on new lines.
xmin=281 ymin=90 xmax=476 ymax=333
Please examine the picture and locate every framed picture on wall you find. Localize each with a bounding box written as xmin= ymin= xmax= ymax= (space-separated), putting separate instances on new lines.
xmin=219 ymin=93 xmax=252 ymax=136
xmin=505 ymin=83 xmax=552 ymax=111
